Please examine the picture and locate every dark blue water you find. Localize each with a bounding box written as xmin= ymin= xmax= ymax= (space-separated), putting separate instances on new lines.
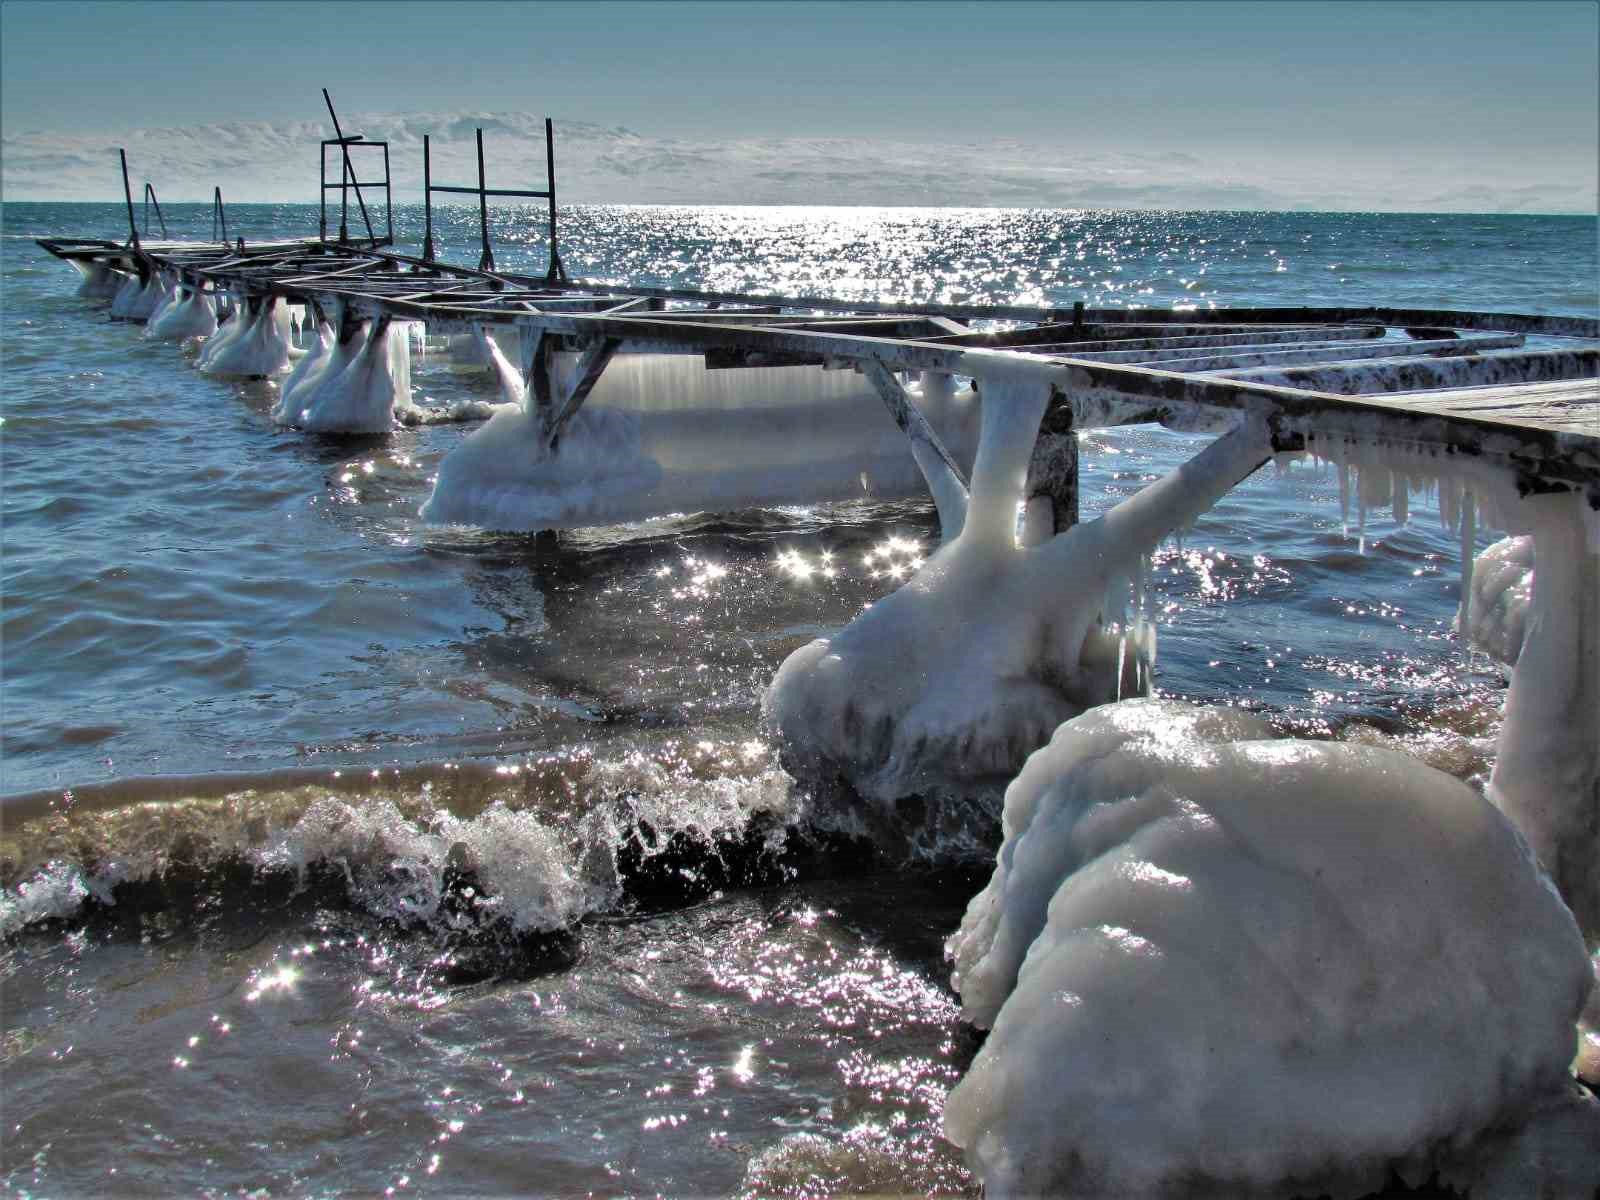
xmin=0 ymin=202 xmax=1594 ymax=1197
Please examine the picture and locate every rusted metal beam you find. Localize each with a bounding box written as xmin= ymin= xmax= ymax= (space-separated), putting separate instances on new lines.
xmin=546 ymin=338 xmax=620 ymax=450
xmin=861 ymin=359 xmax=969 ymax=490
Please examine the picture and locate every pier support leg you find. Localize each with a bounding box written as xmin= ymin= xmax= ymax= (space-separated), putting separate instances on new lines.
xmin=1022 ymin=391 xmax=1078 ymax=547
xmin=863 ymin=358 xmax=971 ymax=538
xmin=545 ymin=337 xmax=620 ymax=451
xmin=1489 ymin=492 xmax=1600 ymax=950
xmin=521 ymin=327 xmax=555 ymax=423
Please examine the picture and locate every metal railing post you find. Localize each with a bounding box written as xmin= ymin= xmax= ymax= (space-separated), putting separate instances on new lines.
xmin=476 ymin=127 xmax=494 ymax=273
xmin=422 ymin=134 xmax=436 ymax=261
xmin=119 ymin=149 xmax=140 ymax=250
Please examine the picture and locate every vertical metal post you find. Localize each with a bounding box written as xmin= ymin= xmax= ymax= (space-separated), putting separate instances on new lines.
xmin=382 ymin=141 xmax=393 ymax=244
xmin=545 ymin=117 xmax=565 ymax=283
xmin=476 ymin=127 xmax=494 ymax=272
xmin=119 ymin=148 xmax=140 ymax=250
xmin=319 ymin=141 xmax=328 ymax=240
xmin=1025 ymin=390 xmax=1079 ymax=538
xmin=143 ymin=184 xmax=168 ymax=238
xmin=422 ymin=134 xmax=435 ymax=262
xmin=322 ymin=88 xmax=352 ymax=241
xmin=212 ymin=187 xmax=228 ymax=244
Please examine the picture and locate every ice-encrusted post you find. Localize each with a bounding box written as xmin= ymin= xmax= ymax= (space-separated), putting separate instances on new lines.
xmin=1022 ymin=389 xmax=1078 ymax=546
xmin=521 ymin=325 xmax=555 ymax=428
xmin=545 ymin=337 xmax=620 ymax=451
xmin=1489 ymin=491 xmax=1600 ymax=945
xmin=766 ymin=363 xmax=1272 ymax=814
xmin=862 ymin=358 xmax=970 ymax=538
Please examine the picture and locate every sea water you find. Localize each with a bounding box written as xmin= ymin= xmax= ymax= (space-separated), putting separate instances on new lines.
xmin=1 ymin=201 xmax=1595 ymax=1196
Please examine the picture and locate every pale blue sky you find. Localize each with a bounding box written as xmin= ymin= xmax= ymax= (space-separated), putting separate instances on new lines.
xmin=3 ymin=0 xmax=1596 ymax=210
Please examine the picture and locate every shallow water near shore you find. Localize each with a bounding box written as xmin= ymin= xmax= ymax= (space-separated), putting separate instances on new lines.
xmin=2 ymin=202 xmax=1596 ymax=1195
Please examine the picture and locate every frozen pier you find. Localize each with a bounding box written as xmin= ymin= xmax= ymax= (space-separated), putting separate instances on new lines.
xmin=38 ymin=231 xmax=1600 ymax=504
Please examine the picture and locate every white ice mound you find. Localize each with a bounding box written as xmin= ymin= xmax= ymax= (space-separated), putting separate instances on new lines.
xmin=272 ymin=318 xmax=335 ymax=425
xmin=765 ymin=371 xmax=1269 ymax=813
xmin=947 ymin=697 xmax=1279 ymax=1028
xmin=282 ymin=318 xmax=414 ymax=434
xmin=109 ymin=269 xmax=166 ymax=321
xmin=1461 ymin=534 xmax=1533 ymax=666
xmin=145 ymin=283 xmax=218 ymax=340
xmin=420 ymin=403 xmax=664 ymax=528
xmin=942 ymin=699 xmax=1593 ymax=1200
xmin=72 ymin=260 xmax=124 ymax=301
xmin=199 ymin=296 xmax=303 ymax=378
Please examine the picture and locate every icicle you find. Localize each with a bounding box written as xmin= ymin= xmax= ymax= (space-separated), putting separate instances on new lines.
xmin=1441 ymin=478 xmax=1460 ymax=534
xmin=1357 ymin=467 xmax=1368 ymax=555
xmin=291 ymin=318 xmax=411 ymax=434
xmin=476 ymin=325 xmax=526 ymax=407
xmin=1458 ymin=489 xmax=1477 ymax=659
xmin=1393 ymin=474 xmax=1409 ymax=526
xmin=1337 ymin=452 xmax=1351 ymax=539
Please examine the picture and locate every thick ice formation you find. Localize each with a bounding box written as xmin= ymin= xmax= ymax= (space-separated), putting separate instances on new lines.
xmin=1462 ymin=534 xmax=1533 ymax=666
xmin=947 ymin=699 xmax=1278 ymax=1028
xmin=199 ymin=296 xmax=303 ymax=378
xmin=109 ymin=267 xmax=167 ymax=322
xmin=282 ymin=317 xmax=415 ymax=434
xmin=141 ymin=271 xmax=181 ymax=329
xmin=145 ymin=282 xmax=218 ymax=341
xmin=421 ymin=403 xmax=665 ymax=527
xmin=271 ymin=316 xmax=335 ymax=425
xmin=942 ymin=699 xmax=1594 ymax=1199
xmin=421 ymin=354 xmax=980 ymax=531
xmin=72 ymin=259 xmax=124 ymax=301
xmin=764 ymin=369 xmax=1269 ymax=813
xmin=1489 ymin=494 xmax=1600 ymax=953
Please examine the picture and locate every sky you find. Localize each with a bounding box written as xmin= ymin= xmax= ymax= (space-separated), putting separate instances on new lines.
xmin=2 ymin=0 xmax=1596 ymax=211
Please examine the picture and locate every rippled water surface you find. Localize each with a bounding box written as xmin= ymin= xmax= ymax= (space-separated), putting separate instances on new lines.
xmin=2 ymin=202 xmax=1595 ymax=1196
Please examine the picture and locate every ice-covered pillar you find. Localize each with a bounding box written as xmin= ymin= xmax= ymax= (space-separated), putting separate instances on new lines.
xmin=1489 ymin=491 xmax=1600 ymax=947
xmin=1022 ymin=388 xmax=1078 ymax=547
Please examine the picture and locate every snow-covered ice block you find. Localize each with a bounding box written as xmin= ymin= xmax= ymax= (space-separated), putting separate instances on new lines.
xmin=943 ymin=698 xmax=1593 ymax=1199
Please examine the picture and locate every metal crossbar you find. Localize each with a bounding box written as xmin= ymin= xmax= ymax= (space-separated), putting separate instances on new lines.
xmin=422 ymin=119 xmax=566 ymax=283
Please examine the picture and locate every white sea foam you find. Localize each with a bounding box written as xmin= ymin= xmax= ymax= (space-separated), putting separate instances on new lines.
xmin=942 ymin=698 xmax=1594 ymax=1199
xmin=0 ymin=748 xmax=806 ymax=938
